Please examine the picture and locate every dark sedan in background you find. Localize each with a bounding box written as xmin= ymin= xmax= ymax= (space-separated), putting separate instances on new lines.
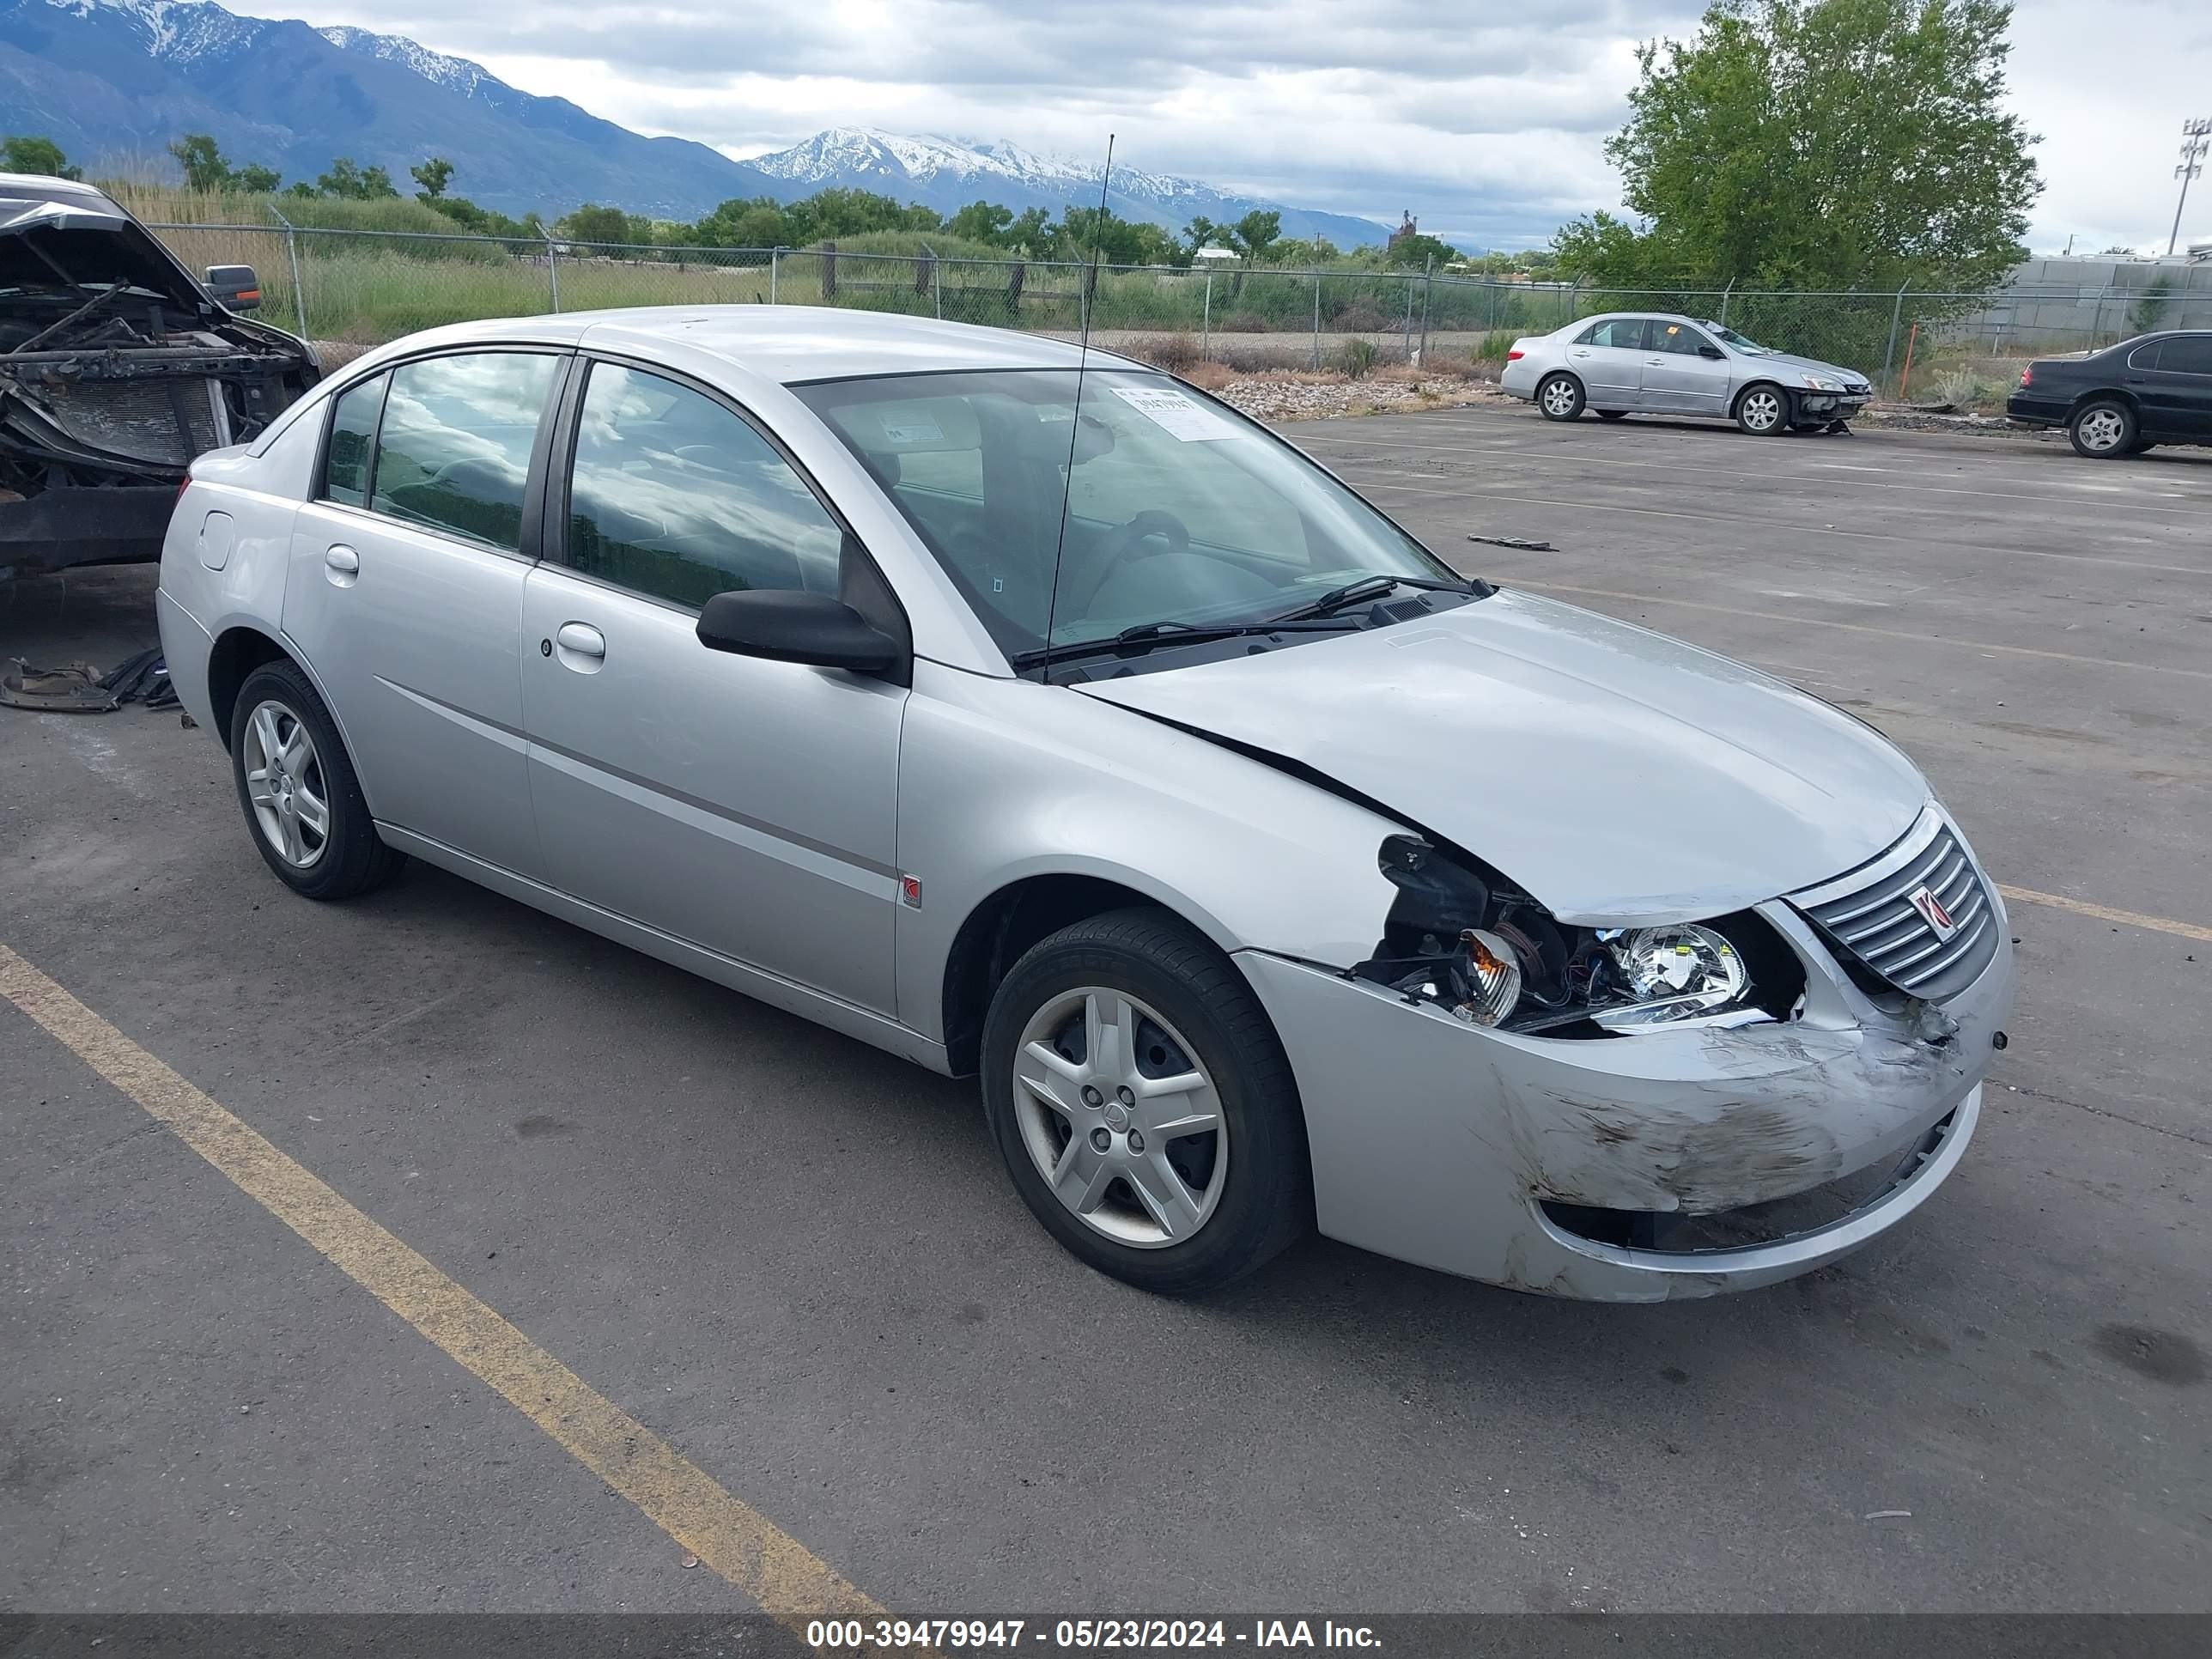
xmin=2007 ymin=330 xmax=2212 ymax=459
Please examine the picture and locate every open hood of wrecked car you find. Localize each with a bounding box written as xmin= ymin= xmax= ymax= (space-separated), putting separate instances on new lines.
xmin=1071 ymin=588 xmax=1929 ymax=926
xmin=1 ymin=191 xmax=217 ymax=315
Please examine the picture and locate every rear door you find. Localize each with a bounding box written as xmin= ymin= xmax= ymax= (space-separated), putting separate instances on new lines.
xmin=518 ymin=356 xmax=908 ymax=1013
xmin=1638 ymin=319 xmax=1733 ymax=416
xmin=1565 ymin=318 xmax=1649 ymax=407
xmin=2133 ymin=335 xmax=2212 ymax=439
xmin=282 ymin=348 xmax=567 ymax=878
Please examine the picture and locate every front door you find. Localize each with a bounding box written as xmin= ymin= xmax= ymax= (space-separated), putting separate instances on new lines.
xmin=519 ymin=358 xmax=907 ymax=1012
xmin=1638 ymin=319 xmax=1734 ymax=416
xmin=1566 ymin=318 xmax=1649 ymax=408
xmin=282 ymin=349 xmax=567 ymax=878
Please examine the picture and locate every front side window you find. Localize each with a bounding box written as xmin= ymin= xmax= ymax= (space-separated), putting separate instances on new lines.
xmin=561 ymin=362 xmax=844 ymax=609
xmin=321 ymin=373 xmax=387 ymax=506
xmin=369 ymin=351 xmax=560 ymax=551
xmin=797 ymin=368 xmax=1460 ymax=659
xmin=1650 ymin=320 xmax=1712 ymax=356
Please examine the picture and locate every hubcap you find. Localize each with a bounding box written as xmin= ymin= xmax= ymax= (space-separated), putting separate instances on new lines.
xmin=1541 ymin=380 xmax=1576 ymax=415
xmin=2079 ymin=409 xmax=2124 ymax=452
xmin=242 ymin=699 xmax=331 ymax=869
xmin=1743 ymin=391 xmax=1781 ymax=430
xmin=1012 ymin=988 xmax=1228 ymax=1249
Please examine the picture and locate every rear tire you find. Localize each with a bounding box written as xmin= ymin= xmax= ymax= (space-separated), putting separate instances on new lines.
xmin=980 ymin=908 xmax=1310 ymax=1295
xmin=2069 ymin=398 xmax=2136 ymax=459
xmin=1734 ymin=384 xmax=1790 ymax=435
xmin=1536 ymin=374 xmax=1585 ymax=422
xmin=228 ymin=659 xmax=406 ymax=901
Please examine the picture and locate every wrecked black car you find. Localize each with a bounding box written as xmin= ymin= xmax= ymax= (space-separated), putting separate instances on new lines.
xmin=1 ymin=172 xmax=317 ymax=579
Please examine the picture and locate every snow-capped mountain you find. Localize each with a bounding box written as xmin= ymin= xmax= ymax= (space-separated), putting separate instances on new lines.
xmin=1 ymin=1 xmax=1389 ymax=244
xmin=748 ymin=127 xmax=1386 ymax=247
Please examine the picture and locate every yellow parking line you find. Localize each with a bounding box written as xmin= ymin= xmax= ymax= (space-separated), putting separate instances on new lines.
xmin=1998 ymin=887 xmax=2212 ymax=945
xmin=0 ymin=940 xmax=884 ymax=1630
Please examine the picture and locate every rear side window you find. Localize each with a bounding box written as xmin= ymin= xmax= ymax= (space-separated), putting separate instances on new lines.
xmin=1578 ymin=319 xmax=1649 ymax=350
xmin=322 ymin=374 xmax=387 ymax=506
xmin=2157 ymin=336 xmax=2212 ymax=376
xmin=370 ymin=352 xmax=560 ymax=551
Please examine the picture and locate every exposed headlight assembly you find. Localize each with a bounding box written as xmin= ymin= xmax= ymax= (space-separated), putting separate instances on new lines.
xmin=1590 ymin=925 xmax=1749 ymax=1030
xmin=1354 ymin=836 xmax=1794 ymax=1038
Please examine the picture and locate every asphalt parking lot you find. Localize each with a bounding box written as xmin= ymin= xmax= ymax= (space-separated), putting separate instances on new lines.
xmin=3 ymin=404 xmax=2207 ymax=1619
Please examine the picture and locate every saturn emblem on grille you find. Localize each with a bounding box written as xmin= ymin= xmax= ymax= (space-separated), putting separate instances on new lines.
xmin=1908 ymin=884 xmax=1960 ymax=941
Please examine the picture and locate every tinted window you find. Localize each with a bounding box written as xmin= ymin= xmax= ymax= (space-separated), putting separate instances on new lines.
xmin=322 ymin=374 xmax=386 ymax=506
xmin=1650 ymin=319 xmax=1712 ymax=356
xmin=370 ymin=352 xmax=559 ymax=551
xmin=562 ymin=362 xmax=843 ymax=608
xmin=2156 ymin=336 xmax=2212 ymax=376
xmin=1581 ymin=319 xmax=1649 ymax=350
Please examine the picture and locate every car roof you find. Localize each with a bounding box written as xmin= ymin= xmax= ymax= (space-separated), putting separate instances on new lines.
xmin=536 ymin=306 xmax=1111 ymax=386
xmin=0 ymin=172 xmax=122 ymax=210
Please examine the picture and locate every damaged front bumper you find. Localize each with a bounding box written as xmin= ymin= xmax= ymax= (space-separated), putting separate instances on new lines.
xmin=1237 ymin=900 xmax=2011 ymax=1301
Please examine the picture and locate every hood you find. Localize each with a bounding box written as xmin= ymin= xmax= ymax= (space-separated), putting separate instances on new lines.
xmin=0 ymin=193 xmax=213 ymax=314
xmin=1072 ymin=589 xmax=1929 ymax=926
xmin=1741 ymin=348 xmax=1869 ymax=389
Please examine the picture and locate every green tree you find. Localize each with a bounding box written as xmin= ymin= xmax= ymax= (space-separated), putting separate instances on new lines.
xmin=1227 ymin=209 xmax=1282 ymax=264
xmin=1182 ymin=216 xmax=1218 ymax=256
xmin=168 ymin=132 xmax=234 ymax=191
xmin=233 ymin=163 xmax=281 ymax=194
xmin=1553 ymin=0 xmax=2040 ymax=292
xmin=411 ymin=158 xmax=454 ymax=200
xmin=556 ymin=204 xmax=631 ymax=245
xmin=2 ymin=135 xmax=82 ymax=179
xmin=1384 ymin=230 xmax=1456 ymax=269
xmin=946 ymin=200 xmax=1013 ymax=245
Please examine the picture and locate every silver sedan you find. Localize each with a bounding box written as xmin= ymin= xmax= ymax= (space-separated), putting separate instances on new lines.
xmin=1501 ymin=312 xmax=1874 ymax=433
xmin=158 ymin=307 xmax=2008 ymax=1301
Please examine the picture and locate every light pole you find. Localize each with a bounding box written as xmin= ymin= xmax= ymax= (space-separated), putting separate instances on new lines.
xmin=2171 ymin=118 xmax=2211 ymax=257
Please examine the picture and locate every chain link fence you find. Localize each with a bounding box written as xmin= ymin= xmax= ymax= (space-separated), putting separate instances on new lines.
xmin=147 ymin=221 xmax=2212 ymax=402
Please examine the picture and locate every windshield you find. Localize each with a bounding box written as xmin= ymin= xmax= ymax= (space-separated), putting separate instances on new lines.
xmin=1703 ymin=322 xmax=1778 ymax=356
xmin=795 ymin=368 xmax=1461 ymax=661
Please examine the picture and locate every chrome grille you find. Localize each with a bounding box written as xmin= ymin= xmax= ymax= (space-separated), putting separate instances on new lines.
xmin=1788 ymin=811 xmax=1998 ymax=1002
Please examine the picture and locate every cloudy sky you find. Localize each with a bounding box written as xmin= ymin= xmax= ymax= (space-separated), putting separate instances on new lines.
xmin=273 ymin=0 xmax=2212 ymax=252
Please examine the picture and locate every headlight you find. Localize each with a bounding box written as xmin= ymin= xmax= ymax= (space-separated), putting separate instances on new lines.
xmin=1800 ymin=374 xmax=1840 ymax=392
xmin=1452 ymin=929 xmax=1522 ymax=1026
xmin=1591 ymin=925 xmax=1748 ymax=1030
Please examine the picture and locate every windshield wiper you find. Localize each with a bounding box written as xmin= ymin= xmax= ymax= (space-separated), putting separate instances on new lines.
xmin=1267 ymin=571 xmax=1488 ymax=624
xmin=1013 ymin=616 xmax=1361 ymax=671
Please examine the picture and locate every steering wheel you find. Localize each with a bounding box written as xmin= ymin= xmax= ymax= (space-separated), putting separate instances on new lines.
xmin=1074 ymin=510 xmax=1191 ymax=611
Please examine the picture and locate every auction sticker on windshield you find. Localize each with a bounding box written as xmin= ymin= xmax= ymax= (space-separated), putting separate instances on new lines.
xmin=1113 ymin=386 xmax=1236 ymax=441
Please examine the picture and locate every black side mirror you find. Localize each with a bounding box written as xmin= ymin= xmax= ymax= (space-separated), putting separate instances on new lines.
xmin=1698 ymin=343 xmax=1724 ymax=360
xmin=206 ymin=264 xmax=262 ymax=311
xmin=696 ymin=588 xmax=902 ymax=675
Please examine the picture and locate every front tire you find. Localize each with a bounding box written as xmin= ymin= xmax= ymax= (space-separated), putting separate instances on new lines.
xmin=1536 ymin=373 xmax=1585 ymax=422
xmin=2069 ymin=399 xmax=2136 ymax=459
xmin=229 ymin=659 xmax=405 ymax=900
xmin=980 ymin=908 xmax=1310 ymax=1294
xmin=1735 ymin=384 xmax=1790 ymax=435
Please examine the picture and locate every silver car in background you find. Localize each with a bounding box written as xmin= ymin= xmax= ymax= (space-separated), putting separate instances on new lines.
xmin=158 ymin=308 xmax=2008 ymax=1303
xmin=1501 ymin=312 xmax=1875 ymax=434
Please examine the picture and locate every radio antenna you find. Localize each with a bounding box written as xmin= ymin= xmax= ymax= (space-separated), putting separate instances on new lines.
xmin=1040 ymin=131 xmax=1114 ymax=677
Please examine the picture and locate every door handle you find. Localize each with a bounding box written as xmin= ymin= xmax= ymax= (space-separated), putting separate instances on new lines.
xmin=550 ymin=622 xmax=606 ymax=672
xmin=1646 ymin=357 xmax=1667 ymax=365
xmin=1571 ymin=349 xmax=1591 ymax=358
xmin=323 ymin=544 xmax=359 ymax=587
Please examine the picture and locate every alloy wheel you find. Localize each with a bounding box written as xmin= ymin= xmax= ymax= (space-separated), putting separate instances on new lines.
xmin=1011 ymin=987 xmax=1228 ymax=1249
xmin=1740 ymin=389 xmax=1783 ymax=432
xmin=1540 ymin=378 xmax=1578 ymax=416
xmin=241 ymin=699 xmax=331 ymax=869
xmin=2076 ymin=408 xmax=2126 ymax=453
